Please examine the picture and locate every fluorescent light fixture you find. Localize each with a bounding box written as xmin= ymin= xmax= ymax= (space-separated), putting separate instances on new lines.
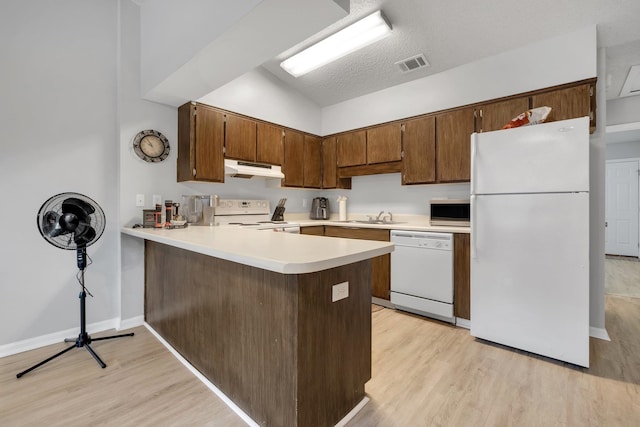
xmin=280 ymin=10 xmax=392 ymax=78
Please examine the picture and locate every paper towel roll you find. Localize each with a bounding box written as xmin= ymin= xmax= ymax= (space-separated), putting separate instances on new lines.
xmin=338 ymin=197 xmax=347 ymax=221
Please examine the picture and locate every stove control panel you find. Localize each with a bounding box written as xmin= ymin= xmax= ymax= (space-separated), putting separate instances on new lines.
xmin=215 ymin=199 xmax=270 ymax=216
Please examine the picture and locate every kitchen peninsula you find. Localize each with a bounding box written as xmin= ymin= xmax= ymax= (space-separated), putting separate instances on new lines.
xmin=122 ymin=226 xmax=393 ymax=427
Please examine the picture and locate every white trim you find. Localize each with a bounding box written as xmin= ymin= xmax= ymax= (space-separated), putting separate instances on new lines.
xmin=0 ymin=318 xmax=119 ymax=358
xmin=590 ymin=326 xmax=611 ymax=341
xmin=118 ymin=315 xmax=145 ymax=331
xmin=455 ymin=318 xmax=471 ymax=329
xmin=143 ymin=323 xmax=260 ymax=427
xmin=335 ymin=396 xmax=370 ymax=427
xmin=606 ymin=122 xmax=640 ymax=134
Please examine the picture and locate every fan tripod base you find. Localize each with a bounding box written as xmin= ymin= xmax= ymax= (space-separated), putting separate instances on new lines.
xmin=16 ymin=289 xmax=134 ymax=379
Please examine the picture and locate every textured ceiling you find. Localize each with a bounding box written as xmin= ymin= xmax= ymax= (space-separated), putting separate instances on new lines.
xmin=261 ymin=0 xmax=640 ymax=107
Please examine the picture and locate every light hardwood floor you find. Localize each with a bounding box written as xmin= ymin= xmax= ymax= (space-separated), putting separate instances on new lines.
xmin=605 ymin=256 xmax=640 ymax=298
xmin=2 ymin=292 xmax=640 ymax=426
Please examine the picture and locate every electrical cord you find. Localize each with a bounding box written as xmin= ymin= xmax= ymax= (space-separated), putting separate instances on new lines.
xmin=76 ymin=253 xmax=94 ymax=297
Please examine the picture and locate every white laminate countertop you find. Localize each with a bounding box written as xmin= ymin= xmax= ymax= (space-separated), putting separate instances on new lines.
xmin=121 ymin=226 xmax=394 ymax=275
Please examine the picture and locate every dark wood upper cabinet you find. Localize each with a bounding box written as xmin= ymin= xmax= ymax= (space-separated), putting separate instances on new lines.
xmin=256 ymin=122 xmax=283 ymax=165
xmin=436 ymin=107 xmax=475 ymax=183
xmin=283 ymin=130 xmax=304 ymax=187
xmin=303 ymin=135 xmax=322 ymax=188
xmin=225 ymin=114 xmax=257 ymax=162
xmin=177 ymin=102 xmax=224 ymax=182
xmin=337 ymin=130 xmax=367 ymax=167
xmin=401 ymin=116 xmax=436 ymax=185
xmin=531 ymin=83 xmax=591 ymax=123
xmin=478 ymin=96 xmax=530 ymax=133
xmin=322 ymin=137 xmax=337 ymax=189
xmin=366 ymin=123 xmax=402 ymax=164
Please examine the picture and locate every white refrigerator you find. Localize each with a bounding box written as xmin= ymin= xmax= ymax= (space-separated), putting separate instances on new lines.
xmin=470 ymin=116 xmax=590 ymax=367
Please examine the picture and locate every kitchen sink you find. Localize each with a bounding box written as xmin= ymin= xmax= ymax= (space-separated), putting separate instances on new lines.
xmin=335 ymin=220 xmax=406 ymax=225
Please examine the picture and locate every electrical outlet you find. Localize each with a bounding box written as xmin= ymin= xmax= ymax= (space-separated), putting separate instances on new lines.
xmin=152 ymin=194 xmax=162 ymax=206
xmin=135 ymin=194 xmax=145 ymax=207
xmin=302 ymin=198 xmax=308 ymax=208
xmin=332 ymin=282 xmax=349 ymax=302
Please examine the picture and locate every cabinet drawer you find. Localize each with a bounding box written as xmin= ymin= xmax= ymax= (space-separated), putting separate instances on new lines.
xmin=324 ymin=226 xmax=389 ymax=242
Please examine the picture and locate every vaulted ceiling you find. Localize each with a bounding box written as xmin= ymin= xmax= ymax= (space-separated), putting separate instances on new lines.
xmin=260 ymin=0 xmax=640 ymax=107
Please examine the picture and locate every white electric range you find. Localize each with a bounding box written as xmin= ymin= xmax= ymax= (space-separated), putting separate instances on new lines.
xmin=214 ymin=199 xmax=300 ymax=233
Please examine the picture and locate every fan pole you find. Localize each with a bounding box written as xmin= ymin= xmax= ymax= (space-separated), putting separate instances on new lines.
xmin=16 ymin=247 xmax=135 ymax=378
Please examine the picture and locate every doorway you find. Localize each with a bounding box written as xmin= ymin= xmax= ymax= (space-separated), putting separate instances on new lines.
xmin=605 ymin=159 xmax=639 ymax=257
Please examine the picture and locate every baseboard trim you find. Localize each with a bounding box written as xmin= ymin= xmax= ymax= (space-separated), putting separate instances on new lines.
xmin=455 ymin=318 xmax=471 ymax=329
xmin=143 ymin=323 xmax=259 ymax=427
xmin=589 ymin=326 xmax=610 ymax=341
xmin=335 ymin=396 xmax=370 ymax=427
xmin=0 ymin=318 xmax=119 ymax=358
xmin=118 ymin=315 xmax=145 ymax=331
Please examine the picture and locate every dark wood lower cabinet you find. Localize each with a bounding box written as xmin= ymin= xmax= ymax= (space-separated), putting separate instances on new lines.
xmin=145 ymin=241 xmax=371 ymax=427
xmin=323 ymin=226 xmax=390 ymax=300
xmin=453 ymin=233 xmax=470 ymax=320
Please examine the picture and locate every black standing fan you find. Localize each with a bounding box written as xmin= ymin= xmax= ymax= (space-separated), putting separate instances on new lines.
xmin=17 ymin=192 xmax=134 ymax=378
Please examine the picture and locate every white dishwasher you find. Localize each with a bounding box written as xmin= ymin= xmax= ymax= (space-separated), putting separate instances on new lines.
xmin=390 ymin=230 xmax=454 ymax=323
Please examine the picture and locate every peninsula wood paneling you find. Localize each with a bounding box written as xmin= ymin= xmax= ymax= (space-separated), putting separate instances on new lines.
xmin=144 ymin=241 xmax=371 ymax=427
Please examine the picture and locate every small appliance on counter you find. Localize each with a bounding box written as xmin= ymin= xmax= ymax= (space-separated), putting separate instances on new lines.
xmin=310 ymin=197 xmax=330 ymax=220
xmin=271 ymin=198 xmax=287 ymax=221
xmin=182 ymin=195 xmax=218 ymax=225
xmin=429 ymin=199 xmax=470 ymax=226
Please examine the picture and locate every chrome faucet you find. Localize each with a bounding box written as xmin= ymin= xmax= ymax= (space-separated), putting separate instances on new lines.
xmin=376 ymin=211 xmax=384 ymax=220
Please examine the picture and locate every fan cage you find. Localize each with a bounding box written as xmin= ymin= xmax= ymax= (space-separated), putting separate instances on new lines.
xmin=37 ymin=192 xmax=106 ymax=250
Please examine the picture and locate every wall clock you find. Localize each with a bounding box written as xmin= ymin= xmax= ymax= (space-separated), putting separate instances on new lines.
xmin=133 ymin=130 xmax=170 ymax=163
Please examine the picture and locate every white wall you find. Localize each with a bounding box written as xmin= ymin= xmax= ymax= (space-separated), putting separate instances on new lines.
xmin=0 ymin=0 xmax=119 ymax=347
xmin=606 ymin=140 xmax=640 ymax=160
xmin=139 ymin=0 xmax=262 ymax=97
xmin=322 ymin=26 xmax=597 ymax=134
xmin=607 ymin=96 xmax=640 ymax=125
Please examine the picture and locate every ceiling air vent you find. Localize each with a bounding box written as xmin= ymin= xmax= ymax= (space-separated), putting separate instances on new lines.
xmin=395 ymin=54 xmax=430 ymax=73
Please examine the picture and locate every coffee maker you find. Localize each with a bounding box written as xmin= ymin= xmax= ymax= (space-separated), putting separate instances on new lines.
xmin=310 ymin=197 xmax=330 ymax=220
xmin=182 ymin=195 xmax=218 ymax=225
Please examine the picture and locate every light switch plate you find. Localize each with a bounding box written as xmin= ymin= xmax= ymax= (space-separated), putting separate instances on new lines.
xmin=332 ymin=281 xmax=349 ymax=302
xmin=136 ymin=194 xmax=145 ymax=207
xmin=152 ymin=194 xmax=162 ymax=206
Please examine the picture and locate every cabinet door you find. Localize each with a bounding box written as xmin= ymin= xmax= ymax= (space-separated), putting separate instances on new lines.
xmin=436 ymin=107 xmax=475 ymax=182
xmin=283 ymin=130 xmax=304 ymax=187
xmin=300 ymin=226 xmax=324 ymax=236
xmin=401 ymin=116 xmax=436 ymax=185
xmin=322 ymin=137 xmax=337 ymax=189
xmin=256 ymin=122 xmax=283 ymax=165
xmin=324 ymin=226 xmax=391 ymax=300
xmin=303 ymin=135 xmax=322 ymax=188
xmin=531 ymin=84 xmax=590 ymax=123
xmin=177 ymin=103 xmax=224 ymax=182
xmin=453 ymin=233 xmax=470 ymax=320
xmin=337 ymin=130 xmax=367 ymax=167
xmin=366 ymin=123 xmax=402 ymax=164
xmin=478 ymin=96 xmax=530 ymax=132
xmin=225 ymin=114 xmax=256 ymax=162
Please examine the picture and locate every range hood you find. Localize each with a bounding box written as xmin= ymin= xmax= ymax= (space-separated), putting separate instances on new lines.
xmin=224 ymin=159 xmax=285 ymax=179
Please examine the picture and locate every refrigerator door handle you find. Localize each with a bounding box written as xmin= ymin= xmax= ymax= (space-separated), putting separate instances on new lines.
xmin=470 ymin=195 xmax=477 ymax=259
xmin=470 ymin=133 xmax=477 ymax=195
